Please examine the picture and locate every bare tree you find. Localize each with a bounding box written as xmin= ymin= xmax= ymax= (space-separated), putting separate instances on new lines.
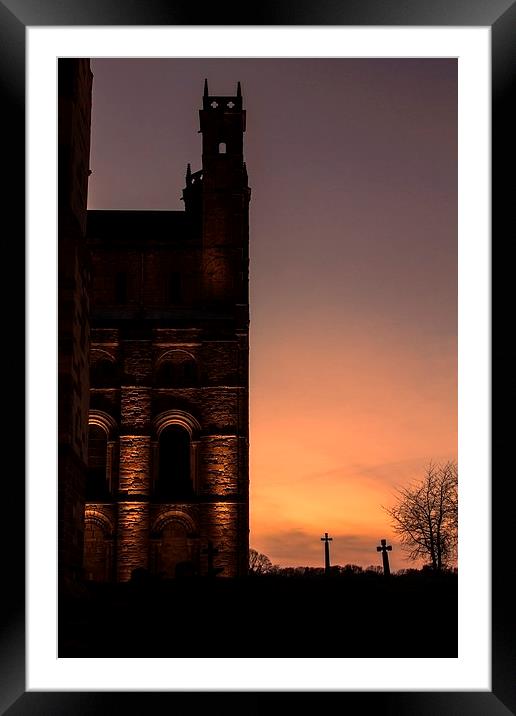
xmin=384 ymin=460 xmax=458 ymax=572
xmin=249 ymin=548 xmax=273 ymax=575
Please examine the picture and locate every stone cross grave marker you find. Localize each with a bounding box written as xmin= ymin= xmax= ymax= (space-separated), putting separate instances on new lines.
xmin=321 ymin=532 xmax=333 ymax=575
xmin=376 ymin=538 xmax=392 ymax=577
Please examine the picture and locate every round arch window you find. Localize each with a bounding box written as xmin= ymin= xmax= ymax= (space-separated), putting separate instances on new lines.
xmin=156 ymin=425 xmax=193 ymax=499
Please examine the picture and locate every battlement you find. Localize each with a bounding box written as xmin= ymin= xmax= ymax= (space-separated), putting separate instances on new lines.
xmin=202 ymin=95 xmax=243 ymax=112
xmin=202 ymin=79 xmax=243 ymax=112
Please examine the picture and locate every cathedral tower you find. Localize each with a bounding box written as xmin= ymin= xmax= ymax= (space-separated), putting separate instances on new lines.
xmin=84 ymin=82 xmax=250 ymax=580
xmin=199 ymin=80 xmax=250 ymax=306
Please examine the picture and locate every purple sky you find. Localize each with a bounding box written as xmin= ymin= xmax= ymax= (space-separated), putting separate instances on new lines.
xmin=88 ymin=58 xmax=457 ymax=569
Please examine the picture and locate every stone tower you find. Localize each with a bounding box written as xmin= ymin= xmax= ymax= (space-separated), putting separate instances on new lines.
xmin=58 ymin=59 xmax=93 ymax=590
xmin=84 ymin=81 xmax=250 ymax=581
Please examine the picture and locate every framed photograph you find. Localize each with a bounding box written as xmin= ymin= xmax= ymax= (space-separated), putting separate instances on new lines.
xmin=3 ymin=0 xmax=513 ymax=712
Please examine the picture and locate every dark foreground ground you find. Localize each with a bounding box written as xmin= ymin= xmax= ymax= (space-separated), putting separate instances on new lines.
xmin=59 ymin=572 xmax=457 ymax=657
xmin=59 ymin=575 xmax=457 ymax=658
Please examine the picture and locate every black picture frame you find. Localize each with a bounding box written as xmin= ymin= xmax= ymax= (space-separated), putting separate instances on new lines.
xmin=2 ymin=0 xmax=514 ymax=713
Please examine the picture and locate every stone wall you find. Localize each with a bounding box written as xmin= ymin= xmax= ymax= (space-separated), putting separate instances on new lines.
xmin=85 ymin=329 xmax=249 ymax=580
xmin=117 ymin=503 xmax=150 ymax=581
xmin=118 ymin=436 xmax=151 ymax=494
xmin=58 ymin=59 xmax=93 ymax=589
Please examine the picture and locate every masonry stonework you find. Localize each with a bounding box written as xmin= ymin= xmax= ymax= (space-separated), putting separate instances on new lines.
xmin=83 ymin=81 xmax=250 ymax=580
xmin=58 ymin=59 xmax=93 ymax=590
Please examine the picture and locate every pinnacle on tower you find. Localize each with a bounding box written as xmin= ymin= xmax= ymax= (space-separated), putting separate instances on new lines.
xmin=204 ymin=78 xmax=209 ymax=97
xmin=237 ymin=81 xmax=242 ymax=98
xmin=186 ymin=162 xmax=192 ymax=184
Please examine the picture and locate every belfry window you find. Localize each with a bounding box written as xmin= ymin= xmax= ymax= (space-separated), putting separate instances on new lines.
xmin=218 ymin=142 xmax=227 ymax=154
xmin=156 ymin=425 xmax=193 ymax=499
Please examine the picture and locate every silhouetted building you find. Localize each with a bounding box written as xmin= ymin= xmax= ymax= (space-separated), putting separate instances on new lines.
xmin=58 ymin=59 xmax=93 ymax=590
xmin=83 ymin=80 xmax=250 ymax=580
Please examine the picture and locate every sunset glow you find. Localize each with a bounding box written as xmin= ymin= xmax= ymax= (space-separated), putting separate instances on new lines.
xmin=88 ymin=58 xmax=457 ymax=570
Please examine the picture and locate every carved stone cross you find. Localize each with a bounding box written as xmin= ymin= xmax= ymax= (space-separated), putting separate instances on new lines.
xmin=321 ymin=532 xmax=333 ymax=574
xmin=376 ymin=538 xmax=392 ymax=576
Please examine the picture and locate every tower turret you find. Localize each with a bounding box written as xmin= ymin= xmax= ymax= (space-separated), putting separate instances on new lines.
xmin=198 ymin=80 xmax=250 ymax=306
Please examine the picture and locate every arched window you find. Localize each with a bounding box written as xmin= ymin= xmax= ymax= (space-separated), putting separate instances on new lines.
xmin=155 ymin=353 xmax=198 ymax=387
xmin=156 ymin=361 xmax=176 ymax=386
xmin=218 ymin=142 xmax=227 ymax=154
xmin=156 ymin=425 xmax=192 ymax=499
xmin=150 ymin=512 xmax=199 ymax=578
xmin=83 ymin=512 xmax=114 ymax=581
xmin=90 ymin=358 xmax=118 ymax=388
xmin=158 ymin=521 xmax=192 ymax=577
xmin=86 ymin=425 xmax=110 ymax=500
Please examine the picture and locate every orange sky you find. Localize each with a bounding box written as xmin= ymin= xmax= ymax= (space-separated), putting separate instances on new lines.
xmin=249 ymin=318 xmax=457 ymax=569
xmin=89 ymin=58 xmax=457 ymax=571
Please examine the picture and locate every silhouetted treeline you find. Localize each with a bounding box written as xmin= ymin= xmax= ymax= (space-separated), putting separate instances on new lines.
xmin=248 ymin=563 xmax=458 ymax=579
